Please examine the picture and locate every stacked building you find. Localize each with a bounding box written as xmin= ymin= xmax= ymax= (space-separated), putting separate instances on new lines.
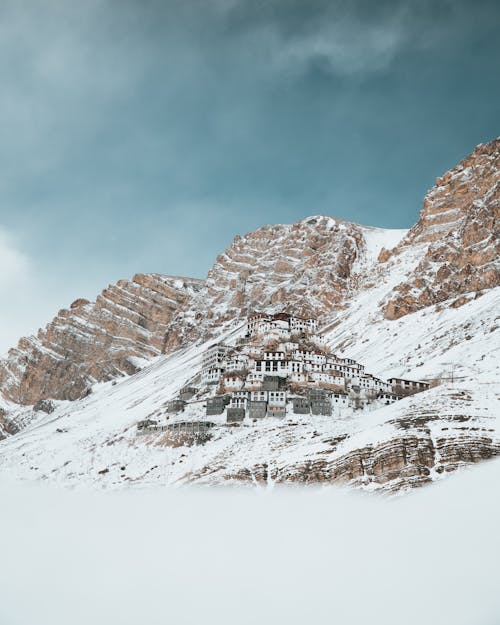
xmin=193 ymin=312 xmax=429 ymax=422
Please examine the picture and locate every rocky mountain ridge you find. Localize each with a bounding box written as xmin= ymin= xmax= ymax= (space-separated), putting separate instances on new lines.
xmin=0 ymin=274 xmax=202 ymax=404
xmin=382 ymin=138 xmax=499 ymax=319
xmin=0 ymin=138 xmax=498 ymax=421
xmin=163 ymin=216 xmax=369 ymax=352
xmin=0 ymin=129 xmax=499 ymax=497
xmin=0 ymin=282 xmax=498 ymax=492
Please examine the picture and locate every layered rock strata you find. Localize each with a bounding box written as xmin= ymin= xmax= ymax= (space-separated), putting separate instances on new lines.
xmin=0 ymin=274 xmax=202 ymax=404
xmin=164 ymin=216 xmax=365 ymax=351
xmin=382 ymin=138 xmax=500 ymax=319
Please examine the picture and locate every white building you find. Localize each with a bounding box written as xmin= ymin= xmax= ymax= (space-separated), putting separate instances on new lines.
xmin=248 ymin=312 xmax=318 ymax=339
xmin=246 ymin=371 xmax=264 ymax=388
xmin=250 ymin=390 xmax=268 ymax=402
xmin=229 ymin=391 xmax=249 ymax=409
xmin=202 ymin=344 xmax=230 ymax=372
xmin=309 ymin=333 xmax=328 ymax=346
xmin=293 ymin=350 xmax=326 ymax=365
xmin=310 ymin=371 xmax=346 ymax=387
xmin=331 ymin=392 xmax=349 ymax=407
xmin=254 ymin=359 xmax=289 ymax=378
xmin=268 ymin=390 xmax=287 ymax=406
xmin=247 ymin=313 xmax=268 ymax=336
xmin=290 ymin=371 xmax=308 ymax=384
xmin=326 ymin=362 xmax=362 ymax=378
xmin=201 ymin=367 xmax=224 ymax=385
xmin=263 ymin=351 xmax=286 ymax=361
xmin=303 ymin=362 xmax=323 ymax=373
xmin=287 ymin=360 xmax=304 ymax=374
xmin=349 ymin=375 xmax=382 ymax=390
xmin=378 ymin=392 xmax=402 ymax=405
xmin=222 ymin=374 xmax=244 ymax=390
xmin=289 ymin=317 xmax=317 ymax=334
xmin=224 ymin=355 xmax=249 ymax=372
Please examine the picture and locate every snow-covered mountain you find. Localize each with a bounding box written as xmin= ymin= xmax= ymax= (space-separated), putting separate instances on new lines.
xmin=0 ymin=139 xmax=499 ymax=492
xmin=0 ymin=274 xmax=203 ymax=404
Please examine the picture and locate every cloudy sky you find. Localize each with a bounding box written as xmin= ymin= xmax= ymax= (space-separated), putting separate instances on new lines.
xmin=0 ymin=0 xmax=499 ymax=351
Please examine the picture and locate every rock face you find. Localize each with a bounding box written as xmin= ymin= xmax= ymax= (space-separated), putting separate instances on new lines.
xmin=215 ymin=431 xmax=500 ymax=491
xmin=187 ymin=387 xmax=500 ymax=492
xmin=0 ymin=274 xmax=202 ymax=404
xmin=0 ymin=407 xmax=19 ymax=440
xmin=383 ymin=139 xmax=500 ymax=319
xmin=164 ymin=216 xmax=366 ymax=351
xmin=2 ymin=217 xmax=369 ymax=404
xmin=1 ymin=140 xmax=499 ymax=408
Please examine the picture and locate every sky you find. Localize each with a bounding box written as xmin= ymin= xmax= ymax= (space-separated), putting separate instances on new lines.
xmin=1 ymin=459 xmax=500 ymax=625
xmin=0 ymin=0 xmax=499 ymax=351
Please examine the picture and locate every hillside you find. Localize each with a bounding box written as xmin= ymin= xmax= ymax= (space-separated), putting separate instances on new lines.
xmin=382 ymin=138 xmax=499 ymax=319
xmin=0 ymin=238 xmax=498 ymax=492
xmin=0 ymin=274 xmax=203 ymax=404
xmin=0 ymin=139 xmax=499 ymax=493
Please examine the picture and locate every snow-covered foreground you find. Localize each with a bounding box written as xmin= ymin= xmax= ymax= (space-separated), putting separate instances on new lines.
xmin=1 ymin=461 xmax=500 ymax=625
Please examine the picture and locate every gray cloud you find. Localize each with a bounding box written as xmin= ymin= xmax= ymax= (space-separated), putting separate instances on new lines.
xmin=0 ymin=0 xmax=498 ymax=350
xmin=271 ymin=12 xmax=410 ymax=75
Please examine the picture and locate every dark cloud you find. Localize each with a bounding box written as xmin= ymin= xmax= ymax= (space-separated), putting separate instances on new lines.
xmin=0 ymin=0 xmax=499 ymax=348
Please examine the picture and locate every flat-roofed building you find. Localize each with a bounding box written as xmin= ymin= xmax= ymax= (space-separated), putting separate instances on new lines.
xmin=167 ymin=399 xmax=186 ymax=413
xmin=201 ymin=367 xmax=224 ymax=385
xmin=226 ymin=408 xmax=245 ymax=423
xmin=378 ymin=392 xmax=402 ymax=404
xmin=292 ymin=396 xmax=310 ymax=414
xmin=250 ymin=390 xmax=268 ymax=402
xmin=311 ymin=398 xmax=332 ymax=416
xmin=268 ymin=390 xmax=287 ymax=407
xmin=179 ymin=386 xmax=198 ymax=401
xmin=221 ymin=374 xmax=244 ymax=390
xmin=248 ymin=400 xmax=267 ymax=419
xmin=388 ymin=378 xmax=430 ymax=395
xmin=206 ymin=395 xmax=230 ymax=416
xmin=229 ymin=391 xmax=248 ymax=409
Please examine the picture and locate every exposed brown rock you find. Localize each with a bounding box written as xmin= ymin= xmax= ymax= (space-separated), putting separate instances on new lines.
xmin=1 ymin=140 xmax=499 ymax=411
xmin=0 ymin=408 xmax=19 ymax=439
xmin=190 ymin=418 xmax=500 ymax=493
xmin=384 ymin=138 xmax=500 ymax=319
xmin=0 ymin=274 xmax=203 ymax=404
xmin=164 ymin=216 xmax=366 ymax=352
xmin=70 ymin=298 xmax=90 ymax=309
xmin=377 ymin=247 xmax=392 ymax=263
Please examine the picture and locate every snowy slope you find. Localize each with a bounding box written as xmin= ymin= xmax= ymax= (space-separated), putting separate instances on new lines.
xmin=3 ymin=458 xmax=500 ymax=625
xmin=0 ymin=221 xmax=498 ymax=493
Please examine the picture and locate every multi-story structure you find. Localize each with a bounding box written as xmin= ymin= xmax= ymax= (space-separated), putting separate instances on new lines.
xmin=254 ymin=359 xmax=289 ymax=377
xmin=292 ymin=396 xmax=310 ymax=414
xmin=228 ymin=392 xmax=248 ymax=411
xmin=179 ymin=386 xmax=198 ymax=401
xmin=388 ymin=378 xmax=430 ymax=395
xmin=267 ymin=390 xmax=287 ymax=417
xmin=194 ymin=312 xmax=432 ymax=422
xmin=221 ymin=373 xmax=245 ymax=390
xmin=378 ymin=392 xmax=402 ymax=405
xmin=206 ymin=395 xmax=230 ymax=415
xmin=201 ymin=367 xmax=224 ymax=385
xmin=202 ymin=344 xmax=230 ymax=370
xmin=250 ymin=390 xmax=268 ymax=402
xmin=310 ymin=371 xmax=346 ymax=387
xmin=247 ymin=312 xmax=318 ymax=339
